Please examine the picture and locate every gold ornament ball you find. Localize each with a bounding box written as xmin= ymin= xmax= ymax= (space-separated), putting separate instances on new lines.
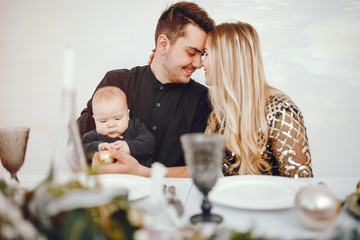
xmin=99 ymin=150 xmax=114 ymax=164
xmin=294 ymin=184 xmax=341 ymax=230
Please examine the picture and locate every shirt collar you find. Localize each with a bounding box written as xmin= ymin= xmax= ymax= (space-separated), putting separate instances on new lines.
xmin=146 ymin=65 xmax=162 ymax=90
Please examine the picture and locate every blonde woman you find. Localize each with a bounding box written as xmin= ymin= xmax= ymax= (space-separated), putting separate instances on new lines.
xmin=202 ymin=22 xmax=313 ymax=178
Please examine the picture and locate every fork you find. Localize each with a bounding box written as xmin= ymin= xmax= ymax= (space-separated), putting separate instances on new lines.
xmin=163 ymin=185 xmax=184 ymax=217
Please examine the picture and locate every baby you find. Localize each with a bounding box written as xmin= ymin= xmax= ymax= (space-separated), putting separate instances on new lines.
xmin=82 ymin=86 xmax=155 ymax=167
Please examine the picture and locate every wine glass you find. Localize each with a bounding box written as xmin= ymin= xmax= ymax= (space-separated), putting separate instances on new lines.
xmin=0 ymin=127 xmax=30 ymax=181
xmin=180 ymin=133 xmax=225 ymax=224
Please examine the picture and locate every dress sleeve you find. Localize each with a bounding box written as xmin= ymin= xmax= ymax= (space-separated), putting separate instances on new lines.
xmin=266 ymin=95 xmax=313 ymax=178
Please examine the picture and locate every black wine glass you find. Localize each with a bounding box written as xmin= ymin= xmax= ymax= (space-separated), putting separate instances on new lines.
xmin=180 ymin=133 xmax=225 ymax=224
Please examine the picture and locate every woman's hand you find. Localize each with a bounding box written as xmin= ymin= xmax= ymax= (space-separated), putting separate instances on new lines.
xmin=147 ymin=49 xmax=155 ymax=65
xmin=91 ymin=149 xmax=151 ymax=177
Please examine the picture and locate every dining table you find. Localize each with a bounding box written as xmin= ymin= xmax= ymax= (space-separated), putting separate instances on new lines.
xmin=13 ymin=173 xmax=360 ymax=240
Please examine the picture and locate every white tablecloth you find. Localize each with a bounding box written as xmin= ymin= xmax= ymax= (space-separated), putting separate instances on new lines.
xmin=14 ymin=173 xmax=360 ymax=239
xmin=135 ymin=177 xmax=360 ymax=239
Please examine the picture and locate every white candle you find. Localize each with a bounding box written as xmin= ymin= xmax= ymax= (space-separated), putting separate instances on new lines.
xmin=63 ymin=46 xmax=74 ymax=90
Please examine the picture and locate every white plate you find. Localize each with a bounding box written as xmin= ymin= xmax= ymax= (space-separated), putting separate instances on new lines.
xmin=95 ymin=174 xmax=151 ymax=201
xmin=209 ymin=175 xmax=308 ymax=210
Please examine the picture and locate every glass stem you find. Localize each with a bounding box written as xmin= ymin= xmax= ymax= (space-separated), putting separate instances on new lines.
xmin=10 ymin=173 xmax=19 ymax=182
xmin=201 ymin=193 xmax=212 ymax=218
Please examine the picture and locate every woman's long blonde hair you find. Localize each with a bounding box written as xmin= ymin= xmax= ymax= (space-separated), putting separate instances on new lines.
xmin=205 ymin=22 xmax=271 ymax=175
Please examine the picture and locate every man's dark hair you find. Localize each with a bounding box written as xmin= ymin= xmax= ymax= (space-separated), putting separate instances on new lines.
xmin=155 ymin=1 xmax=215 ymax=45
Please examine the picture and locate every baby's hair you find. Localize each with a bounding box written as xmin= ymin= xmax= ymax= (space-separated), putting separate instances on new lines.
xmin=93 ymin=86 xmax=127 ymax=106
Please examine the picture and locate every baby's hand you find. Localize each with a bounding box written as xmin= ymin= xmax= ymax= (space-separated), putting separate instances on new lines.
xmin=99 ymin=142 xmax=113 ymax=151
xmin=112 ymin=140 xmax=130 ymax=154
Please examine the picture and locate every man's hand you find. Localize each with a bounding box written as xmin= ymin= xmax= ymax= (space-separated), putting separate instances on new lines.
xmin=91 ymin=146 xmax=189 ymax=178
xmin=91 ymin=149 xmax=151 ymax=177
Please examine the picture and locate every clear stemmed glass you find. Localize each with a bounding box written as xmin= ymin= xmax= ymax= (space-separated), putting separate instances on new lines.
xmin=180 ymin=133 xmax=225 ymax=224
xmin=0 ymin=127 xmax=30 ymax=181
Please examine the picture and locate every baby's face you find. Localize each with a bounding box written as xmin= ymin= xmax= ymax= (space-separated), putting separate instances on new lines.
xmin=93 ymin=97 xmax=129 ymax=138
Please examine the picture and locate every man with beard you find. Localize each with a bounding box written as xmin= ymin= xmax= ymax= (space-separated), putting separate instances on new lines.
xmin=78 ymin=1 xmax=215 ymax=177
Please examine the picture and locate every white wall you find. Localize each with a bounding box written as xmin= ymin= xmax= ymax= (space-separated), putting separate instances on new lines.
xmin=0 ymin=0 xmax=359 ymax=178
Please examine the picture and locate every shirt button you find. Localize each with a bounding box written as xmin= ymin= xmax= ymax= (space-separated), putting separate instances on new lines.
xmin=156 ymin=103 xmax=160 ymax=107
xmin=159 ymin=86 xmax=164 ymax=90
xmin=152 ymin=126 xmax=157 ymax=130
